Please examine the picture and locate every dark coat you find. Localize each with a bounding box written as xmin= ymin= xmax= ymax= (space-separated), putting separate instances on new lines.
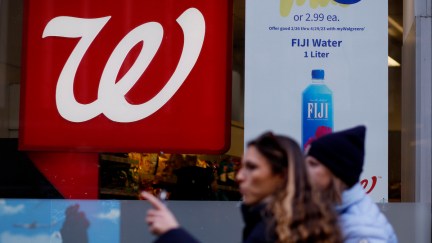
xmin=241 ymin=203 xmax=276 ymax=243
xmin=154 ymin=228 xmax=200 ymax=243
xmin=153 ymin=203 xmax=275 ymax=243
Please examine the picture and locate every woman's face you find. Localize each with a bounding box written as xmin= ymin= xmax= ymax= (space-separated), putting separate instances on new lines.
xmin=305 ymin=155 xmax=332 ymax=189
xmin=236 ymin=146 xmax=284 ymax=206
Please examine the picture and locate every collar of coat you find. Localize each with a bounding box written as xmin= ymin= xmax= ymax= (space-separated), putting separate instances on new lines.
xmin=335 ymin=183 xmax=366 ymax=214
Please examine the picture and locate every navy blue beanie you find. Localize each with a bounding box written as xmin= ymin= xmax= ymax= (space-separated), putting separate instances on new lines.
xmin=307 ymin=126 xmax=366 ymax=188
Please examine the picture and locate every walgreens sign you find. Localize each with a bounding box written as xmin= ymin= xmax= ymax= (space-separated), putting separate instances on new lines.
xmin=20 ymin=0 xmax=232 ymax=153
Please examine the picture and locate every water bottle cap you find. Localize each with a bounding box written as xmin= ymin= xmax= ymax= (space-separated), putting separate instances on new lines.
xmin=312 ymin=69 xmax=325 ymax=79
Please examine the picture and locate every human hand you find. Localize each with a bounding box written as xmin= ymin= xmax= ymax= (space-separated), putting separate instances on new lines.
xmin=141 ymin=191 xmax=179 ymax=236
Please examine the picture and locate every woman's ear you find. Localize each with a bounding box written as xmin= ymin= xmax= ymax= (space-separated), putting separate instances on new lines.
xmin=277 ymin=168 xmax=288 ymax=184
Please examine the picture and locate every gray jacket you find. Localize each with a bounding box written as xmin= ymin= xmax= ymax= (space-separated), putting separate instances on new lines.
xmin=335 ymin=184 xmax=398 ymax=243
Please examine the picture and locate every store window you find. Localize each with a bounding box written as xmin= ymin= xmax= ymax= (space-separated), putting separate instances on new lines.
xmin=0 ymin=1 xmax=431 ymax=243
xmin=0 ymin=0 xmax=405 ymax=202
xmin=388 ymin=0 xmax=402 ymax=202
xmin=0 ymin=0 xmax=245 ymax=201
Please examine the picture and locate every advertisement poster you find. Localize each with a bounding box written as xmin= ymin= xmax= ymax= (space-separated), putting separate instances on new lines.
xmin=0 ymin=199 xmax=120 ymax=243
xmin=245 ymin=0 xmax=388 ymax=201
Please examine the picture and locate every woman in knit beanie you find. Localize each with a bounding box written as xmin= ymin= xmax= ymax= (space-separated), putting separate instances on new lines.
xmin=305 ymin=125 xmax=398 ymax=243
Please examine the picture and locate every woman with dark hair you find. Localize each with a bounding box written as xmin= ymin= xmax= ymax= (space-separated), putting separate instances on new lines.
xmin=238 ymin=132 xmax=342 ymax=242
xmin=143 ymin=132 xmax=342 ymax=243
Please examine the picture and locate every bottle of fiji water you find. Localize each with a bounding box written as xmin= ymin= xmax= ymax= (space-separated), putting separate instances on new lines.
xmin=302 ymin=69 xmax=333 ymax=150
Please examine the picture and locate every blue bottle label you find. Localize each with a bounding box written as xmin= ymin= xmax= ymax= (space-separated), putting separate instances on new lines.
xmin=302 ymin=85 xmax=333 ymax=149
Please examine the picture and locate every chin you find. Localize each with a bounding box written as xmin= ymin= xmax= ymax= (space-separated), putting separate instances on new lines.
xmin=242 ymin=196 xmax=251 ymax=205
xmin=242 ymin=198 xmax=258 ymax=206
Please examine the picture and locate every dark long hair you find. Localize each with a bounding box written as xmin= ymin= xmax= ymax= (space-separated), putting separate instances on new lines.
xmin=248 ymin=132 xmax=342 ymax=243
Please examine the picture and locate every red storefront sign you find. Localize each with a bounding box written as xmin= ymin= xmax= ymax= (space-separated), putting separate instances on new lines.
xmin=20 ymin=0 xmax=232 ymax=154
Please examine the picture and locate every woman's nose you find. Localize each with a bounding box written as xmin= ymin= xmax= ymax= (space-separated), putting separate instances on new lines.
xmin=236 ymin=169 xmax=244 ymax=182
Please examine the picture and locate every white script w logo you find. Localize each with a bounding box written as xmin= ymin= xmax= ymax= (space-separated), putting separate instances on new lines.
xmin=43 ymin=8 xmax=205 ymax=123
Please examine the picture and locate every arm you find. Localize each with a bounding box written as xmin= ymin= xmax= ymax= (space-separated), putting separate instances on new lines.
xmin=141 ymin=191 xmax=201 ymax=243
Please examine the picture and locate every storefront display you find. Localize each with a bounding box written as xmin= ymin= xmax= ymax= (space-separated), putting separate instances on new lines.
xmin=245 ymin=0 xmax=388 ymax=202
xmin=99 ymin=152 xmax=241 ymax=201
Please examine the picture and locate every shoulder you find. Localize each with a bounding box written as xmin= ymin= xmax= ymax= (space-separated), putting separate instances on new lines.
xmin=242 ymin=203 xmax=275 ymax=243
xmin=243 ymin=220 xmax=274 ymax=243
xmin=338 ymin=185 xmax=398 ymax=243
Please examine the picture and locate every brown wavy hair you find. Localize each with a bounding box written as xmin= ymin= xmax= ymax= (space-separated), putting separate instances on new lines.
xmin=320 ymin=176 xmax=347 ymax=205
xmin=248 ymin=132 xmax=342 ymax=243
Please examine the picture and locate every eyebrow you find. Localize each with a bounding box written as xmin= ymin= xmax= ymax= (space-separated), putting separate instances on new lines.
xmin=242 ymin=159 xmax=257 ymax=166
